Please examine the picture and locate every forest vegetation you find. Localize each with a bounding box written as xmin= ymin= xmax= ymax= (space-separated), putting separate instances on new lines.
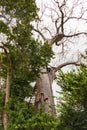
xmin=0 ymin=0 xmax=87 ymax=130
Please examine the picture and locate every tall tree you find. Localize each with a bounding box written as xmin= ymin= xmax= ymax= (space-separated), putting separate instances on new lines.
xmin=34 ymin=0 xmax=87 ymax=113
xmin=0 ymin=0 xmax=44 ymax=130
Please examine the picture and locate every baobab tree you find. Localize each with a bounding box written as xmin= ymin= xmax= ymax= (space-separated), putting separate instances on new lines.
xmin=34 ymin=0 xmax=87 ymax=114
xmin=0 ymin=2 xmax=87 ymax=130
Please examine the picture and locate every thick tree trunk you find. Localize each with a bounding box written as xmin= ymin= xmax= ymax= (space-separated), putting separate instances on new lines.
xmin=35 ymin=67 xmax=56 ymax=114
xmin=2 ymin=70 xmax=10 ymax=130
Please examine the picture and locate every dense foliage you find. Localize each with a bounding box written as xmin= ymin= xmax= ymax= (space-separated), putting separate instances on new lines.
xmin=57 ymin=64 xmax=87 ymax=130
xmin=0 ymin=0 xmax=54 ymax=130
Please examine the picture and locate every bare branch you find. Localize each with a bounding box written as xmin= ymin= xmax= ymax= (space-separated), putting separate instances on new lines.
xmin=57 ymin=1 xmax=65 ymax=33
xmin=43 ymin=27 xmax=53 ymax=37
xmin=64 ymin=32 xmax=87 ymax=38
xmin=54 ymin=61 xmax=80 ymax=72
xmin=35 ymin=0 xmax=87 ymax=48
xmin=33 ymin=28 xmax=46 ymax=41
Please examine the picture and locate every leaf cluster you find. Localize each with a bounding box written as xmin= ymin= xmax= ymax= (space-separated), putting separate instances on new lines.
xmin=27 ymin=113 xmax=57 ymax=130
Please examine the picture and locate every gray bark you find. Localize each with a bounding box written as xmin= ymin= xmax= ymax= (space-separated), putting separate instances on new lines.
xmin=35 ymin=67 xmax=56 ymax=114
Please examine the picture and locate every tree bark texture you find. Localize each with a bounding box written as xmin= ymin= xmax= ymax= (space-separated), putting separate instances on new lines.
xmin=3 ymin=70 xmax=10 ymax=130
xmin=35 ymin=68 xmax=56 ymax=114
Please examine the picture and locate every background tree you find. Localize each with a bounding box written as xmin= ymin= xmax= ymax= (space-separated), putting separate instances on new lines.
xmin=0 ymin=0 xmax=53 ymax=130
